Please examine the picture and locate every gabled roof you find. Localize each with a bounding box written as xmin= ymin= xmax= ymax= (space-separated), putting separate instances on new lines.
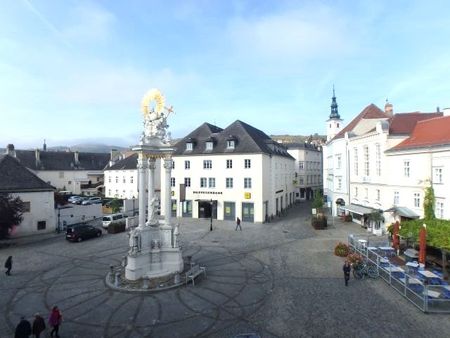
xmin=106 ymin=153 xmax=138 ymax=170
xmin=388 ymin=115 xmax=450 ymax=151
xmin=0 ymin=155 xmax=55 ymax=193
xmin=173 ymin=120 xmax=294 ymax=159
xmin=388 ymin=112 xmax=443 ymax=135
xmin=12 ymin=150 xmax=110 ymax=171
xmin=331 ymin=104 xmax=388 ymax=141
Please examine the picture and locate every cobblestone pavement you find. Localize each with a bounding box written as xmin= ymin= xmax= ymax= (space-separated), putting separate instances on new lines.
xmin=1 ymin=202 xmax=450 ymax=338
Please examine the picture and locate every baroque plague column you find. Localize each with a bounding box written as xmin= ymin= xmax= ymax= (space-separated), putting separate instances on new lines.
xmin=125 ymin=89 xmax=183 ymax=281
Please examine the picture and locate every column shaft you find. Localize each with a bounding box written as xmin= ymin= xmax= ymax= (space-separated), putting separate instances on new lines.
xmin=163 ymin=157 xmax=172 ymax=226
xmin=147 ymin=158 xmax=156 ymax=225
xmin=137 ymin=154 xmax=147 ymax=229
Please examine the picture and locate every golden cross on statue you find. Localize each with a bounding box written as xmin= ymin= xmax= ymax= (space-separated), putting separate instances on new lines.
xmin=164 ymin=105 xmax=174 ymax=115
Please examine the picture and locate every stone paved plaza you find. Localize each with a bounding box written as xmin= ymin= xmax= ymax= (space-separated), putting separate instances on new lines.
xmin=1 ymin=202 xmax=450 ymax=337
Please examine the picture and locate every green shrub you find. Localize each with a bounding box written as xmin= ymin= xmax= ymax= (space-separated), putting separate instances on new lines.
xmin=108 ymin=221 xmax=126 ymax=234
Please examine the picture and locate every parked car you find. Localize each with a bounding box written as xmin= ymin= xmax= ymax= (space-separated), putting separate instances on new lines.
xmin=66 ymin=224 xmax=102 ymax=242
xmin=69 ymin=196 xmax=82 ymax=204
xmin=82 ymin=197 xmax=102 ymax=205
xmin=102 ymin=213 xmax=125 ymax=229
xmin=73 ymin=197 xmax=88 ymax=205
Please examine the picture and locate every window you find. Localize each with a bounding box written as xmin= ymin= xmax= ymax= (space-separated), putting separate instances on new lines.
xmin=244 ymin=177 xmax=252 ymax=188
xmin=436 ymin=201 xmax=444 ymax=219
xmin=130 ymin=176 xmax=134 ymax=183
xmin=37 ymin=221 xmax=46 ymax=230
xmin=226 ymin=177 xmax=233 ymax=188
xmin=123 ymin=177 xmax=126 ymax=183
xmin=226 ymin=159 xmax=232 ymax=169
xmin=337 ymin=177 xmax=342 ymax=190
xmin=394 ymin=191 xmax=400 ymax=205
xmin=434 ymin=167 xmax=443 ymax=183
xmin=203 ymin=160 xmax=212 ymax=169
xmin=171 ymin=177 xmax=175 ymax=187
xmin=186 ymin=142 xmax=193 ymax=151
xmin=108 ymin=189 xmax=111 ymax=195
xmin=115 ymin=176 xmax=118 ymax=183
xmin=404 ymin=161 xmax=410 ymax=177
xmin=299 ymin=177 xmax=304 ymax=185
xmin=354 ymin=148 xmax=358 ymax=175
xmin=226 ymin=140 xmax=235 ymax=149
xmin=172 ymin=161 xmax=175 ymax=169
xmin=414 ymin=193 xmax=420 ymax=208
xmin=184 ymin=177 xmax=191 ymax=187
xmin=23 ymin=202 xmax=31 ymax=212
xmin=336 ymin=155 xmax=341 ymax=169
xmin=208 ymin=178 xmax=216 ymax=188
xmin=376 ymin=189 xmax=380 ymax=201
xmin=364 ymin=145 xmax=369 ymax=176
xmin=108 ymin=176 xmax=111 ymax=183
xmin=59 ymin=171 xmax=64 ymax=178
xmin=375 ymin=144 xmax=381 ymax=176
xmin=299 ymin=161 xmax=304 ymax=170
xmin=185 ymin=160 xmax=190 ymax=169
xmin=206 ymin=141 xmax=213 ymax=150
xmin=200 ymin=177 xmax=207 ymax=188
xmin=245 ymin=159 xmax=251 ymax=168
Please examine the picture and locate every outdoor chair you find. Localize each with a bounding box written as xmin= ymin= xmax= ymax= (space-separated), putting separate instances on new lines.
xmin=409 ymin=284 xmax=424 ymax=294
xmin=429 ymin=278 xmax=441 ymax=286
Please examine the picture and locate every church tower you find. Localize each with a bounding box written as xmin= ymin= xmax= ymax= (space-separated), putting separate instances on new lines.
xmin=326 ymin=86 xmax=343 ymax=141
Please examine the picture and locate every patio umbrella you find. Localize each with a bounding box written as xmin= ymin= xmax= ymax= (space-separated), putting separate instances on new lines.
xmin=392 ymin=221 xmax=400 ymax=251
xmin=419 ymin=224 xmax=427 ymax=265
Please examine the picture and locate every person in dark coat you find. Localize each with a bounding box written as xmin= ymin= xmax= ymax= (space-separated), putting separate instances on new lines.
xmin=343 ymin=260 xmax=351 ymax=286
xmin=235 ymin=217 xmax=242 ymax=231
xmin=15 ymin=316 xmax=32 ymax=338
xmin=5 ymin=255 xmax=12 ymax=275
xmin=32 ymin=313 xmax=46 ymax=338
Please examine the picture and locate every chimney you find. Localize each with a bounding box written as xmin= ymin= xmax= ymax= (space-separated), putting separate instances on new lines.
xmin=35 ymin=149 xmax=41 ymax=166
xmin=443 ymin=107 xmax=450 ymax=116
xmin=6 ymin=144 xmax=16 ymax=157
xmin=384 ymin=100 xmax=393 ymax=116
xmin=74 ymin=151 xmax=80 ymax=165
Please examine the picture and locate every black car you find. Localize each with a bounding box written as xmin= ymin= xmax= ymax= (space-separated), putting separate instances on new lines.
xmin=66 ymin=225 xmax=102 ymax=242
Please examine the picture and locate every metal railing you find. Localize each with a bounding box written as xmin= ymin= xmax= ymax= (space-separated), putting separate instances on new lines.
xmin=348 ymin=234 xmax=450 ymax=313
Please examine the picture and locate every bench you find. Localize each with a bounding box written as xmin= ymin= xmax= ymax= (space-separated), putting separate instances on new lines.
xmin=185 ymin=264 xmax=206 ymax=286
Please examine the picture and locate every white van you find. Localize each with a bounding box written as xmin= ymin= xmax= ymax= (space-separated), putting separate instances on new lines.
xmin=102 ymin=213 xmax=125 ymax=229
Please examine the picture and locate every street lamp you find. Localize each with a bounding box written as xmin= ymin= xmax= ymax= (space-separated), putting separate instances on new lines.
xmin=210 ymin=199 xmax=213 ymax=231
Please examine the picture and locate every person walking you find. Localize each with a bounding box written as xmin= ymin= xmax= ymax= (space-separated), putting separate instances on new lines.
xmin=235 ymin=217 xmax=242 ymax=231
xmin=32 ymin=313 xmax=46 ymax=338
xmin=343 ymin=260 xmax=351 ymax=286
xmin=15 ymin=316 xmax=32 ymax=338
xmin=48 ymin=306 xmax=62 ymax=338
xmin=5 ymin=255 xmax=12 ymax=275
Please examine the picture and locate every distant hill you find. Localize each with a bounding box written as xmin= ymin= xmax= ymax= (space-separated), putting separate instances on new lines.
xmin=48 ymin=144 xmax=129 ymax=153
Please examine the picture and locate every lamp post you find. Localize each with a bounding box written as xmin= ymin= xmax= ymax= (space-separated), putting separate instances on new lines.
xmin=210 ymin=199 xmax=213 ymax=231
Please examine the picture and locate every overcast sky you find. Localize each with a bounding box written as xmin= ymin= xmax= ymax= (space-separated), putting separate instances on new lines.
xmin=1 ymin=0 xmax=449 ymax=149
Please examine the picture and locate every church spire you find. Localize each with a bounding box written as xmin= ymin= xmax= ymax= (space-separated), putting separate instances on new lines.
xmin=329 ymin=85 xmax=340 ymax=120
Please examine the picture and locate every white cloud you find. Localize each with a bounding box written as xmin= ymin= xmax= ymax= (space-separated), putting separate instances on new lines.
xmin=62 ymin=2 xmax=115 ymax=42
xmin=226 ymin=6 xmax=356 ymax=62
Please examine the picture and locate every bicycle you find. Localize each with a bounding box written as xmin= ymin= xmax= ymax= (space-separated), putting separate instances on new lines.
xmin=352 ymin=261 xmax=379 ymax=279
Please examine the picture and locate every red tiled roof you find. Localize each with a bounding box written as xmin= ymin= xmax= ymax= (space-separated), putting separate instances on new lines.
xmin=389 ymin=112 xmax=443 ymax=135
xmin=331 ymin=104 xmax=387 ymax=141
xmin=390 ymin=115 xmax=450 ymax=151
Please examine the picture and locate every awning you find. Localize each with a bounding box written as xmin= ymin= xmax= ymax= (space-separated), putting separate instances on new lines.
xmin=384 ymin=206 xmax=419 ymax=219
xmin=342 ymin=204 xmax=377 ymax=215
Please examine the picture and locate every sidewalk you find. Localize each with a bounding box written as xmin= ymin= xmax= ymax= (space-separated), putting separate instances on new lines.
xmin=0 ymin=231 xmax=65 ymax=248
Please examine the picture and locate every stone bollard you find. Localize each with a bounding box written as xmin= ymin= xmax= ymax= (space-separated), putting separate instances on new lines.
xmin=114 ymin=272 xmax=120 ymax=287
xmin=174 ymin=273 xmax=180 ymax=285
xmin=109 ymin=265 xmax=115 ymax=283
xmin=122 ymin=256 xmax=127 ymax=267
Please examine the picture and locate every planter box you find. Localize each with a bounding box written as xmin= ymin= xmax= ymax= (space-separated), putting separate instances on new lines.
xmin=108 ymin=222 xmax=126 ymax=234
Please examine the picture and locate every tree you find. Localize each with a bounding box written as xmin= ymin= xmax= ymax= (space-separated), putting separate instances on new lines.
xmin=109 ymin=198 xmax=122 ymax=213
xmin=423 ymin=186 xmax=435 ymax=220
xmin=312 ymin=190 xmax=324 ymax=210
xmin=0 ymin=193 xmax=25 ymax=239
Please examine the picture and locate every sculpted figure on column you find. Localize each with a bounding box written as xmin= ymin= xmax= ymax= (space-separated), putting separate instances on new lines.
xmin=148 ymin=197 xmax=159 ymax=226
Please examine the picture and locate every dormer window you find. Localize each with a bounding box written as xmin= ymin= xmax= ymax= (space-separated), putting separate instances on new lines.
xmin=206 ymin=141 xmax=213 ymax=150
xmin=226 ymin=140 xmax=235 ymax=149
xmin=186 ymin=142 xmax=193 ymax=151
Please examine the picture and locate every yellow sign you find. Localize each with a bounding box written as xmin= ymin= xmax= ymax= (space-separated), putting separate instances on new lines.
xmin=171 ymin=191 xmax=175 ymax=196
xmin=225 ymin=207 xmax=230 ymax=213
xmin=244 ymin=192 xmax=251 ymax=199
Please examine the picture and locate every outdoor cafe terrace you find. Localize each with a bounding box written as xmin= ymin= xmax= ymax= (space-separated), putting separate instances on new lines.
xmin=348 ymin=234 xmax=450 ymax=313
